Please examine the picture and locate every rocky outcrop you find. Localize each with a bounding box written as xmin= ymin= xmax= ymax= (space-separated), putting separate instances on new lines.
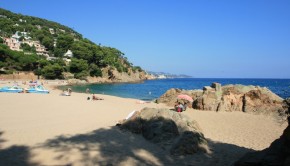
xmin=118 ymin=107 xmax=209 ymax=155
xmin=86 ymin=67 xmax=150 ymax=83
xmin=0 ymin=68 xmax=151 ymax=84
xmin=157 ymin=83 xmax=287 ymax=115
xmin=234 ymin=98 xmax=290 ymax=166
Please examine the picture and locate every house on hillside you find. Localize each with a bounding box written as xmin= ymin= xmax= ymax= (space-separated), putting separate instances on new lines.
xmin=35 ymin=25 xmax=42 ymax=30
xmin=3 ymin=37 xmax=22 ymax=51
xmin=4 ymin=32 xmax=49 ymax=57
xmin=19 ymin=19 xmax=26 ymax=22
xmin=34 ymin=41 xmax=49 ymax=57
xmin=3 ymin=31 xmax=32 ymax=51
xmin=49 ymin=28 xmax=55 ymax=35
xmin=0 ymin=15 xmax=7 ymax=18
xmin=63 ymin=50 xmax=73 ymax=64
xmin=23 ymin=40 xmax=49 ymax=57
xmin=64 ymin=49 xmax=73 ymax=58
xmin=11 ymin=31 xmax=31 ymax=42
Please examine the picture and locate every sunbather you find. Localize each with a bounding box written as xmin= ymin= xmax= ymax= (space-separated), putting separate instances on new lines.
xmin=92 ymin=94 xmax=104 ymax=100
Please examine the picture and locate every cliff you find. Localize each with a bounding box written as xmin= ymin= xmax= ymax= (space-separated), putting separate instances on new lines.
xmin=86 ymin=67 xmax=150 ymax=83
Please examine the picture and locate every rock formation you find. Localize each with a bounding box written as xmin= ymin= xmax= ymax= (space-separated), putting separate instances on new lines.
xmin=118 ymin=107 xmax=209 ymax=155
xmin=86 ymin=67 xmax=150 ymax=83
xmin=0 ymin=67 xmax=151 ymax=84
xmin=234 ymin=98 xmax=290 ymax=166
xmin=157 ymin=83 xmax=287 ymax=115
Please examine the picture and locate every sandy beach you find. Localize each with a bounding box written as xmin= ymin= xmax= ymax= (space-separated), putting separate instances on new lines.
xmin=0 ymin=80 xmax=287 ymax=166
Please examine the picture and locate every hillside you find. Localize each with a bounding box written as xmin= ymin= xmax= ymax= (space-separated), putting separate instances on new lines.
xmin=0 ymin=8 xmax=146 ymax=82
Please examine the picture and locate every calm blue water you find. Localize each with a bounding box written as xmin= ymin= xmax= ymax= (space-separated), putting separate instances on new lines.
xmin=69 ymin=78 xmax=290 ymax=100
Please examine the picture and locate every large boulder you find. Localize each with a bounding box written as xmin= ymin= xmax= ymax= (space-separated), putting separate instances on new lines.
xmin=234 ymin=98 xmax=290 ymax=166
xmin=157 ymin=88 xmax=203 ymax=108
xmin=118 ymin=108 xmax=208 ymax=155
xmin=158 ymin=83 xmax=287 ymax=115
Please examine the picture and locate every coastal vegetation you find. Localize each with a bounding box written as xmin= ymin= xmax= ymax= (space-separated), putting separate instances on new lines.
xmin=0 ymin=8 xmax=143 ymax=80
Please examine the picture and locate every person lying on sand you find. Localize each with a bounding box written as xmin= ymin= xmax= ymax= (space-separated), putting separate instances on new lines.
xmin=92 ymin=94 xmax=104 ymax=100
xmin=60 ymin=90 xmax=70 ymax=96
xmin=136 ymin=100 xmax=151 ymax=104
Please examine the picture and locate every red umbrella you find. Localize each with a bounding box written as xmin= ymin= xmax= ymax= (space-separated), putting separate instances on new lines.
xmin=177 ymin=94 xmax=193 ymax=102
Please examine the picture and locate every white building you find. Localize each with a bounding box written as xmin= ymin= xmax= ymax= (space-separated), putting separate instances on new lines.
xmin=11 ymin=31 xmax=31 ymax=41
xmin=49 ymin=28 xmax=55 ymax=34
xmin=64 ymin=50 xmax=73 ymax=58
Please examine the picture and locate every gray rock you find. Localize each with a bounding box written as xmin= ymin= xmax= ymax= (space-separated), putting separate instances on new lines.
xmin=118 ymin=108 xmax=208 ymax=155
xmin=170 ymin=131 xmax=208 ymax=155
xmin=211 ymin=82 xmax=222 ymax=92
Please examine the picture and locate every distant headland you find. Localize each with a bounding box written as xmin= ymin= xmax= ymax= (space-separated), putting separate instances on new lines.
xmin=146 ymin=71 xmax=192 ymax=79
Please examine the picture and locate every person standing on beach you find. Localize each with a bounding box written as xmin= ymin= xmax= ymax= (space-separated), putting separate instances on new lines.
xmin=86 ymin=88 xmax=90 ymax=94
xmin=183 ymin=101 xmax=188 ymax=111
xmin=68 ymin=88 xmax=72 ymax=96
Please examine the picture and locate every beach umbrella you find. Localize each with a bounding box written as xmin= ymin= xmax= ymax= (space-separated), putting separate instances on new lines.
xmin=177 ymin=94 xmax=193 ymax=102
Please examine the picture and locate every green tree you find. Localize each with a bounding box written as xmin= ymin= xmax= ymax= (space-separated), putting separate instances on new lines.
xmin=50 ymin=58 xmax=66 ymax=68
xmin=38 ymin=59 xmax=50 ymax=68
xmin=132 ymin=66 xmax=143 ymax=72
xmin=18 ymin=53 xmax=38 ymax=71
xmin=89 ymin=64 xmax=102 ymax=77
xmin=42 ymin=36 xmax=54 ymax=51
xmin=55 ymin=34 xmax=74 ymax=56
xmin=70 ymin=40 xmax=93 ymax=61
xmin=41 ymin=64 xmax=63 ymax=79
xmin=20 ymin=43 xmax=36 ymax=53
xmin=69 ymin=58 xmax=89 ymax=73
xmin=33 ymin=30 xmax=45 ymax=42
xmin=69 ymin=58 xmax=89 ymax=79
xmin=34 ymin=68 xmax=42 ymax=79
xmin=74 ymin=70 xmax=89 ymax=79
xmin=53 ymin=47 xmax=65 ymax=57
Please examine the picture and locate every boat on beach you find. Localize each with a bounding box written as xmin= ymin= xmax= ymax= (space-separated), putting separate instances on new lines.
xmin=0 ymin=85 xmax=24 ymax=93
xmin=25 ymin=85 xmax=49 ymax=94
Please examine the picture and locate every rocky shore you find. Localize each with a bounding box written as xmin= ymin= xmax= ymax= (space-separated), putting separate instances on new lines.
xmin=155 ymin=83 xmax=290 ymax=165
xmin=0 ymin=68 xmax=155 ymax=85
xmin=157 ymin=82 xmax=288 ymax=116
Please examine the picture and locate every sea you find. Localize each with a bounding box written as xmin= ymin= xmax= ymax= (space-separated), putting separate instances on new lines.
xmin=68 ymin=78 xmax=290 ymax=101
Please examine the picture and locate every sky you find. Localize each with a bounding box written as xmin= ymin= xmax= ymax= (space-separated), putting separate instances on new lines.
xmin=1 ymin=0 xmax=290 ymax=78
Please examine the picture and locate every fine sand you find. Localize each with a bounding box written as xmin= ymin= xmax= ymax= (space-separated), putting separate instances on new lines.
xmin=0 ymin=80 xmax=287 ymax=166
